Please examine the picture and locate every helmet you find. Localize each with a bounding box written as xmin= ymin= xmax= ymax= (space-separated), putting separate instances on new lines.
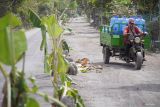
xmin=128 ymin=18 xmax=135 ymax=24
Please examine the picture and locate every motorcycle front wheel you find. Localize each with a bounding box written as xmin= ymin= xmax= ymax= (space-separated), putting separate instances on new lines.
xmin=135 ymin=52 xmax=143 ymax=70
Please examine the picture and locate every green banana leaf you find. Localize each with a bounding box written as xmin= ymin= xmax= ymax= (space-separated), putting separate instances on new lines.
xmin=42 ymin=15 xmax=63 ymax=38
xmin=0 ymin=13 xmax=27 ymax=65
xmin=25 ymin=97 xmax=40 ymax=107
xmin=29 ymin=9 xmax=41 ymax=28
xmin=0 ymin=13 xmax=22 ymax=29
xmin=57 ymin=53 xmax=68 ymax=74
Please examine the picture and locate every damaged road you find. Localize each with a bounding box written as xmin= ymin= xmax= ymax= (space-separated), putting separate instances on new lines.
xmin=64 ymin=17 xmax=160 ymax=107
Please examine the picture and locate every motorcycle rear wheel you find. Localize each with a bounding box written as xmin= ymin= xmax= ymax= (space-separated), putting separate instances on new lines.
xmin=103 ymin=46 xmax=110 ymax=64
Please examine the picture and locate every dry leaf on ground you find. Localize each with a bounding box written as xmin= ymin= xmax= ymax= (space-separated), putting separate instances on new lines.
xmin=80 ymin=58 xmax=90 ymax=66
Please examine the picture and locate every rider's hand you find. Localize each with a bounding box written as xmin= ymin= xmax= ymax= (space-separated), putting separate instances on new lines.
xmin=127 ymin=33 xmax=131 ymax=35
xmin=124 ymin=33 xmax=131 ymax=36
xmin=143 ymin=32 xmax=148 ymax=36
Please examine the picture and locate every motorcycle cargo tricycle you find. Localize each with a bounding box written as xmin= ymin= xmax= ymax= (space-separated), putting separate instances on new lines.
xmin=100 ymin=16 xmax=151 ymax=70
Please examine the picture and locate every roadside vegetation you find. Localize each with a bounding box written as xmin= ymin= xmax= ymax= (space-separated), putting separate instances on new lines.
xmin=0 ymin=0 xmax=84 ymax=107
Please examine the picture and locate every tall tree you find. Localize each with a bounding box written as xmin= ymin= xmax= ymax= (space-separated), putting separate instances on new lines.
xmin=133 ymin=0 xmax=159 ymax=15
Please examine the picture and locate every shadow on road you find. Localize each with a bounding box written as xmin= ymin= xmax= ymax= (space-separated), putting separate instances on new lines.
xmin=110 ymin=84 xmax=160 ymax=92
xmin=92 ymin=61 xmax=147 ymax=70
xmin=71 ymin=21 xmax=87 ymax=23
xmin=76 ymin=31 xmax=98 ymax=34
xmin=108 ymin=62 xmax=135 ymax=70
xmin=92 ymin=61 xmax=137 ymax=70
xmin=93 ymin=61 xmax=136 ymax=69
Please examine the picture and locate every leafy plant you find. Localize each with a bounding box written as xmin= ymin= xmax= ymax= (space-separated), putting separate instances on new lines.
xmin=0 ymin=12 xmax=27 ymax=107
xmin=0 ymin=12 xmax=67 ymax=107
xmin=29 ymin=7 xmax=85 ymax=107
xmin=0 ymin=0 xmax=85 ymax=107
xmin=58 ymin=78 xmax=85 ymax=107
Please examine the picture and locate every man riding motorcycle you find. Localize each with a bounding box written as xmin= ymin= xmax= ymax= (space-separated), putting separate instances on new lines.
xmin=123 ymin=18 xmax=146 ymax=61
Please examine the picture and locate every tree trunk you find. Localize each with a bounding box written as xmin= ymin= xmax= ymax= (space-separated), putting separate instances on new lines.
xmin=158 ymin=0 xmax=160 ymax=17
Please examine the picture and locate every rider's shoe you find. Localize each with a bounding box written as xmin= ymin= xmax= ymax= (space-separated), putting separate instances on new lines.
xmin=125 ymin=57 xmax=130 ymax=63
xmin=126 ymin=59 xmax=130 ymax=63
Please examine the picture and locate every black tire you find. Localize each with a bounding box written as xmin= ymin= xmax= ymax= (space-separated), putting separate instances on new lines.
xmin=103 ymin=46 xmax=110 ymax=64
xmin=135 ymin=52 xmax=143 ymax=70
